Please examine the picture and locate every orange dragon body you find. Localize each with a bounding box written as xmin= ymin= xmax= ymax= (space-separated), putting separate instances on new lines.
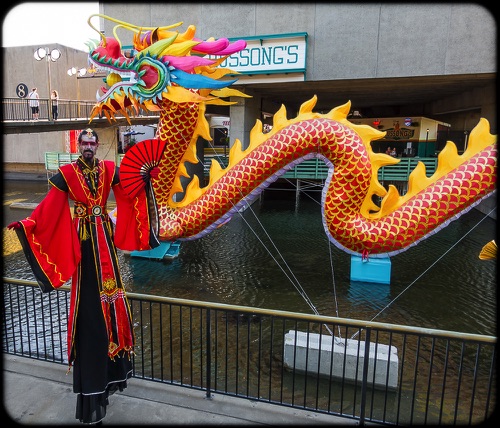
xmin=88 ymin=15 xmax=497 ymax=257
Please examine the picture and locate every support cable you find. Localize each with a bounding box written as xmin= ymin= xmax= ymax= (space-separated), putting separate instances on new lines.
xmin=197 ymin=146 xmax=324 ymax=321
xmin=186 ymin=145 xmax=495 ymax=345
xmin=350 ymin=205 xmax=496 ymax=340
xmin=286 ymin=177 xmax=342 ymax=340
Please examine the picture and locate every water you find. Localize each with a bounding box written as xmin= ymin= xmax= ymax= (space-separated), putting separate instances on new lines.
xmin=3 ymin=179 xmax=497 ymax=336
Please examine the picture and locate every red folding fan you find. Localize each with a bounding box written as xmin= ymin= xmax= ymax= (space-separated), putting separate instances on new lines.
xmin=119 ymin=138 xmax=167 ymax=198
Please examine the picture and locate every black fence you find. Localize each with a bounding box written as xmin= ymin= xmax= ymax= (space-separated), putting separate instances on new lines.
xmin=3 ymin=277 xmax=496 ymax=425
xmin=1 ymin=97 xmax=159 ymax=122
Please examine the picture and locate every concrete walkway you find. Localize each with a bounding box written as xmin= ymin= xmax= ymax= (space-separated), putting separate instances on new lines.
xmin=2 ymin=354 xmax=360 ymax=426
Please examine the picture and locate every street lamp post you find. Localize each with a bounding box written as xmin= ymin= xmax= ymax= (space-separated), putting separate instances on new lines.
xmin=425 ymin=128 xmax=429 ymax=156
xmin=34 ymin=47 xmax=61 ymax=121
xmin=67 ymin=67 xmax=88 ymax=117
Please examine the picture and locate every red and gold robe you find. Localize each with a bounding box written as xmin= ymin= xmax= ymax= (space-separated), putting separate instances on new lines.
xmin=14 ymin=158 xmax=157 ymax=364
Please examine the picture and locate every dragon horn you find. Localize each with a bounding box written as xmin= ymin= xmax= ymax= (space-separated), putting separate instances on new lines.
xmin=138 ymin=34 xmax=178 ymax=57
xmin=170 ymin=69 xmax=237 ymax=90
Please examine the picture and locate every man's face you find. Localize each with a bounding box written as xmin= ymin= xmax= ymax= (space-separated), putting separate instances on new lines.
xmin=79 ymin=135 xmax=99 ymax=161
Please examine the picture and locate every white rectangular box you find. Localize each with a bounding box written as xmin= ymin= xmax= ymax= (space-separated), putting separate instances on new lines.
xmin=283 ymin=330 xmax=399 ymax=389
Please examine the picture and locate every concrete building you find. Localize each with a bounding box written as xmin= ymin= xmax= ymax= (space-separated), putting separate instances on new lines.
xmin=2 ymin=44 xmax=119 ymax=173
xmin=2 ymin=2 xmax=496 ymax=174
xmin=99 ymin=3 xmax=496 ymax=142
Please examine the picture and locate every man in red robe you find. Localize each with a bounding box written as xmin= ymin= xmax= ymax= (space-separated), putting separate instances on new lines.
xmin=8 ymin=128 xmax=159 ymax=425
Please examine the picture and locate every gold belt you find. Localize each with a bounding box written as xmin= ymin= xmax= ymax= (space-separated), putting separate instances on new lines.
xmin=73 ymin=202 xmax=106 ymax=218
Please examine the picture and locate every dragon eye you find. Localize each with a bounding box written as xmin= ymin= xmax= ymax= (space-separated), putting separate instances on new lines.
xmin=139 ymin=65 xmax=160 ymax=89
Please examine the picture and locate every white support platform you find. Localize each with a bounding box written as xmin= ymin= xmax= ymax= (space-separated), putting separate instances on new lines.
xmin=283 ymin=330 xmax=399 ymax=389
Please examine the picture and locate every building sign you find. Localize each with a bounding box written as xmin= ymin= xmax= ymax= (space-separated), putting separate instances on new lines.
xmin=124 ymin=33 xmax=307 ymax=85
xmin=211 ymin=33 xmax=307 ymax=83
xmin=16 ymin=83 xmax=28 ymax=98
xmin=351 ymin=117 xmax=450 ymax=142
xmin=352 ymin=118 xmax=417 ymax=140
xmin=384 ymin=121 xmax=415 ymax=140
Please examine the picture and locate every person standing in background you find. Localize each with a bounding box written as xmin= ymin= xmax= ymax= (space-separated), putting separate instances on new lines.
xmin=51 ymin=90 xmax=59 ymax=120
xmin=28 ymin=87 xmax=39 ymax=120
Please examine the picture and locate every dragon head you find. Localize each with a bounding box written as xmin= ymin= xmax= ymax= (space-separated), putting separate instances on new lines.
xmin=86 ymin=15 xmax=249 ymax=122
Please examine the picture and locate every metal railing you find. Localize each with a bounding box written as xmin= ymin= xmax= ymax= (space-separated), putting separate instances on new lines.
xmin=202 ymin=155 xmax=438 ymax=182
xmin=2 ymin=98 xmax=96 ymax=121
xmin=3 ymin=277 xmax=496 ymax=426
xmin=45 ymin=152 xmax=437 ymax=182
xmin=2 ymin=97 xmax=160 ymax=122
xmin=377 ymin=157 xmax=438 ymax=181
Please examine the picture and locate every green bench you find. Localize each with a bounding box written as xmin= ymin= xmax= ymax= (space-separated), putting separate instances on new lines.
xmin=44 ymin=152 xmax=81 ymax=180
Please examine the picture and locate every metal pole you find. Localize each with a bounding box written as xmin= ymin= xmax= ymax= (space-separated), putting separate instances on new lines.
xmin=359 ymin=327 xmax=372 ymax=426
xmin=425 ymin=128 xmax=429 ymax=157
xmin=35 ymin=47 xmax=60 ymax=121
xmin=205 ymin=308 xmax=212 ymax=399
xmin=295 ymin=179 xmax=300 ymax=211
xmin=47 ymin=55 xmax=52 ymax=121
xmin=77 ymin=77 xmax=81 ymax=117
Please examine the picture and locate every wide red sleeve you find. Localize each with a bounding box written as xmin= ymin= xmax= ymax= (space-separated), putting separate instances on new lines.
xmin=15 ymin=186 xmax=81 ymax=291
xmin=112 ymin=182 xmax=158 ymax=251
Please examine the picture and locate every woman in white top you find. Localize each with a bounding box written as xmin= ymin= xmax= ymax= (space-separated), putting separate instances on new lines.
xmin=28 ymin=88 xmax=40 ymax=120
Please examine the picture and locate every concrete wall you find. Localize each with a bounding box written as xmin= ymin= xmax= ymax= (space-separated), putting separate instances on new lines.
xmin=3 ymin=127 xmax=119 ymax=175
xmin=2 ymin=43 xmax=117 ymax=172
xmin=99 ymin=3 xmax=495 ymax=151
xmin=100 ymin=3 xmax=495 ymax=79
xmin=431 ymin=84 xmax=496 ymax=131
xmin=2 ymin=45 xmax=97 ymax=101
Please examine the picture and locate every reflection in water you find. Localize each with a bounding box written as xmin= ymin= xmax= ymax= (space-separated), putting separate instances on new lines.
xmin=3 ymin=180 xmax=496 ymax=336
xmin=347 ymin=281 xmax=391 ymax=309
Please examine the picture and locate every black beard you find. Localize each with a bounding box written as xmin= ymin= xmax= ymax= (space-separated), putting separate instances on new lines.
xmin=81 ymin=151 xmax=95 ymax=163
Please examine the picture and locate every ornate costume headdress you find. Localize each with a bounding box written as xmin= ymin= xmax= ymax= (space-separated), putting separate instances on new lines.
xmin=78 ymin=128 xmax=99 ymax=144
